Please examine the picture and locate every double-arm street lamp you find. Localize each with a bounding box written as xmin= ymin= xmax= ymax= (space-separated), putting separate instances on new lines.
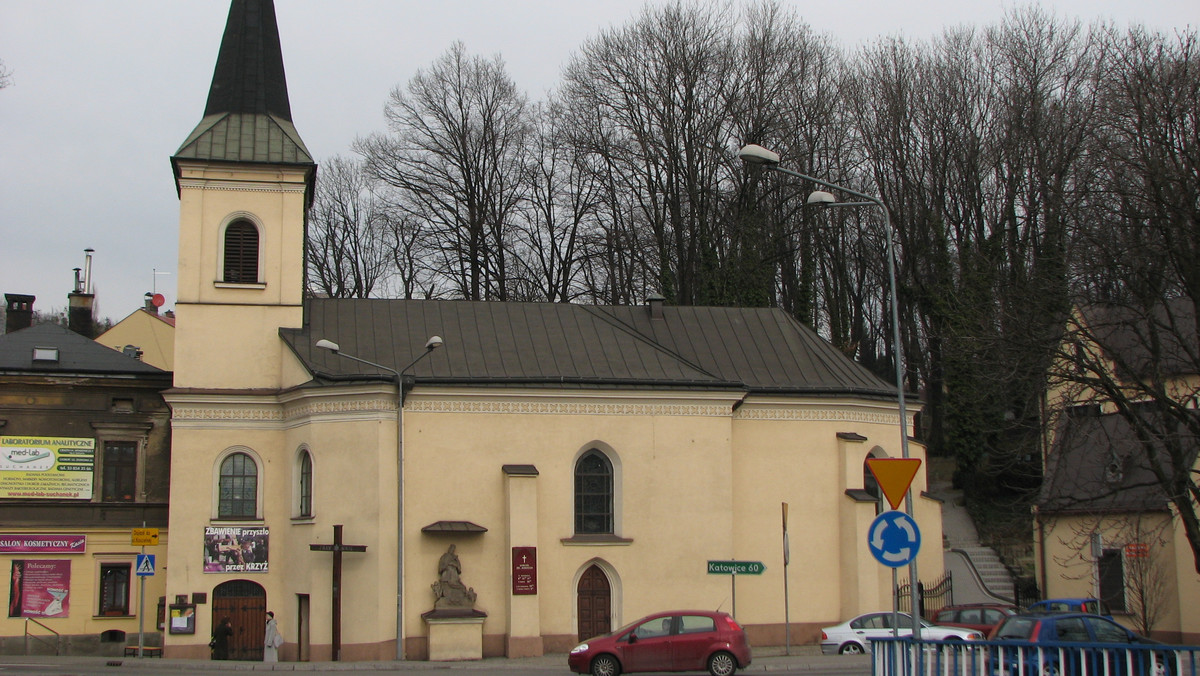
xmin=315 ymin=335 xmax=444 ymax=660
xmin=739 ymin=144 xmax=921 ymax=636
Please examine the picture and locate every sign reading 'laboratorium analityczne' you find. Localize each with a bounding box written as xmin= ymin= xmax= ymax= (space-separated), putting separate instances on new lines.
xmin=0 ymin=436 xmax=95 ymax=500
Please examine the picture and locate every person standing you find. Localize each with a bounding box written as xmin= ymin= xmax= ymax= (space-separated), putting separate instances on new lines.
xmin=263 ymin=610 xmax=282 ymax=662
xmin=211 ymin=616 xmax=233 ymax=660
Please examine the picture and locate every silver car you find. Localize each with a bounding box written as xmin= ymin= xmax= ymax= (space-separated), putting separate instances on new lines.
xmin=820 ymin=612 xmax=984 ymax=654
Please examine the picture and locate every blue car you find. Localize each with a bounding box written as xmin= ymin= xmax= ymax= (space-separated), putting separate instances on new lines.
xmin=1025 ymin=599 xmax=1112 ymax=618
xmin=990 ymin=612 xmax=1171 ymax=676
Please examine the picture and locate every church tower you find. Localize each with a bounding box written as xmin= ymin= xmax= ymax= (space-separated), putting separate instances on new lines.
xmin=171 ymin=0 xmax=315 ymax=389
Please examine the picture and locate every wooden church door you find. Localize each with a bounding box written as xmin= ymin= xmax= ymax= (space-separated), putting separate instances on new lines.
xmin=577 ymin=565 xmax=611 ymax=641
xmin=213 ymin=580 xmax=266 ymax=661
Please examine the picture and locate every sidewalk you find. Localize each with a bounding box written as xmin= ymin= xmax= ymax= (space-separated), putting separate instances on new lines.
xmin=0 ymin=645 xmax=871 ymax=673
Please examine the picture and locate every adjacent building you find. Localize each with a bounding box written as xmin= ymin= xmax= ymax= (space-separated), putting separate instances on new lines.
xmin=0 ymin=295 xmax=172 ymax=655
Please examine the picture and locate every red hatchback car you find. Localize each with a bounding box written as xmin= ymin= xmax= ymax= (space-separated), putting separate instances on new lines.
xmin=568 ymin=610 xmax=753 ymax=676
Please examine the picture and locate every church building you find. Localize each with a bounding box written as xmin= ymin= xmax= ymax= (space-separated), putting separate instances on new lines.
xmin=162 ymin=0 xmax=944 ymax=661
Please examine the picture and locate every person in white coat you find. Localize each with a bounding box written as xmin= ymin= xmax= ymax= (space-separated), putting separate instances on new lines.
xmin=263 ymin=611 xmax=282 ymax=662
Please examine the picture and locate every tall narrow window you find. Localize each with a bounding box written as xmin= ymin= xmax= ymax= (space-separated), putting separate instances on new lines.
xmin=1099 ymin=549 xmax=1126 ymax=612
xmin=102 ymin=441 xmax=137 ymax=502
xmin=218 ymin=452 xmax=258 ymax=519
xmin=575 ymin=450 xmax=613 ymax=534
xmin=99 ymin=563 xmax=131 ymax=616
xmin=864 ymin=457 xmax=882 ymax=515
xmin=223 ymin=220 xmax=259 ymax=283
xmin=298 ymin=451 xmax=313 ymax=517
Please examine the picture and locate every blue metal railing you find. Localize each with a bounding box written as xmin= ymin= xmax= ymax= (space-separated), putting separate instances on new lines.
xmin=872 ymin=637 xmax=1200 ymax=676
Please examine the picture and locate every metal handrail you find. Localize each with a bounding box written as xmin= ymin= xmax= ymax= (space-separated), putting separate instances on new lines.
xmin=24 ymin=617 xmax=60 ymax=656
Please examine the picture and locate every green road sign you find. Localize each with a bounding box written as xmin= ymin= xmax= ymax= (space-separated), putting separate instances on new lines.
xmin=707 ymin=560 xmax=765 ymax=575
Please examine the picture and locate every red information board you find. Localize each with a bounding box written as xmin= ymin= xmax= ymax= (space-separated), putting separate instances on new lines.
xmin=512 ymin=546 xmax=537 ymax=595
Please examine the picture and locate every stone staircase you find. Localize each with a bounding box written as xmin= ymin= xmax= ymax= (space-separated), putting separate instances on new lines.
xmin=950 ymin=545 xmax=1015 ymax=602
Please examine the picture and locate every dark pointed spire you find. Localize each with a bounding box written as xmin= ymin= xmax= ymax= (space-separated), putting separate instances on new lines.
xmin=205 ymin=0 xmax=292 ymax=120
xmin=174 ymin=0 xmax=313 ymax=168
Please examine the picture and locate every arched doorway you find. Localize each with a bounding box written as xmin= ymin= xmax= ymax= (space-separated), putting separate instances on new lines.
xmin=213 ymin=580 xmax=266 ymax=661
xmin=577 ymin=564 xmax=611 ymax=641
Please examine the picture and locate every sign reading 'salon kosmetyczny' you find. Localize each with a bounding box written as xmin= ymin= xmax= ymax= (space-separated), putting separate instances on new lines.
xmin=0 ymin=437 xmax=95 ymax=500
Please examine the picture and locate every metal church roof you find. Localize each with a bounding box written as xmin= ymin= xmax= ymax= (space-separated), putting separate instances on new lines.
xmin=283 ymin=298 xmax=899 ymax=398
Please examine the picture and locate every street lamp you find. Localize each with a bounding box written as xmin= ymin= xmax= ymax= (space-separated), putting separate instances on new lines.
xmin=316 ymin=335 xmax=444 ymax=659
xmin=739 ymin=143 xmax=922 ymax=636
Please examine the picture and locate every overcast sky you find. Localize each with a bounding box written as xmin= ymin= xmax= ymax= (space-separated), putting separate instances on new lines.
xmin=1 ymin=1 xmax=1196 ymax=322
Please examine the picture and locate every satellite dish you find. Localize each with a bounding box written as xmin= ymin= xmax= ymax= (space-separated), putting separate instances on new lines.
xmin=151 ymin=294 xmax=166 ymax=308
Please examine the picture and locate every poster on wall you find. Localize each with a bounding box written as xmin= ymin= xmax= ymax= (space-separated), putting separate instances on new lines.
xmin=8 ymin=560 xmax=71 ymax=618
xmin=0 ymin=436 xmax=95 ymax=500
xmin=203 ymin=526 xmax=269 ymax=573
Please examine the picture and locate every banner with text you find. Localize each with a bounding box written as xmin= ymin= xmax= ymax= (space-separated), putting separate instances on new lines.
xmin=203 ymin=526 xmax=269 ymax=573
xmin=8 ymin=559 xmax=71 ymax=618
xmin=0 ymin=534 xmax=86 ymax=554
xmin=0 ymin=436 xmax=95 ymax=500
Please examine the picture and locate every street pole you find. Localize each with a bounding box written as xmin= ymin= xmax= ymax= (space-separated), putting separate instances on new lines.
xmin=782 ymin=502 xmax=790 ymax=655
xmin=741 ymin=148 xmax=922 ymax=638
xmin=137 ymin=521 xmax=145 ymax=658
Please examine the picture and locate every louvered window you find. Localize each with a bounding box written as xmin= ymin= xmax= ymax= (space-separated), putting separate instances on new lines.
xmin=223 ymin=220 xmax=259 ymax=283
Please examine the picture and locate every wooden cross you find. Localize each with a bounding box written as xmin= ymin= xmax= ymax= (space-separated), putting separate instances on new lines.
xmin=309 ymin=524 xmax=367 ymax=661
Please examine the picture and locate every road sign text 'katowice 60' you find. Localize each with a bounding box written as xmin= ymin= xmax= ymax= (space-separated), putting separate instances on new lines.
xmin=706 ymin=560 xmax=765 ymax=575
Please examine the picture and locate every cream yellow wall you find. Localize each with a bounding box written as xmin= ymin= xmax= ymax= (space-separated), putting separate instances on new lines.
xmin=0 ymin=531 xmax=168 ymax=641
xmin=95 ymin=310 xmax=175 ymax=372
xmin=173 ymin=161 xmax=308 ymax=390
xmin=164 ymin=385 xmax=402 ymax=657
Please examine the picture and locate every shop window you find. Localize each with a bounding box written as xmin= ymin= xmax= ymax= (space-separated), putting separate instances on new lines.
xmin=99 ymin=563 xmax=131 ymax=616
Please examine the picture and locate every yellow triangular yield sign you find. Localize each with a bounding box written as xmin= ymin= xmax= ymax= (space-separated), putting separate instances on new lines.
xmin=866 ymin=458 xmax=922 ymax=510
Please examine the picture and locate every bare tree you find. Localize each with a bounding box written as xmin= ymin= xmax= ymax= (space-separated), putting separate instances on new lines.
xmin=561 ymin=1 xmax=738 ymax=305
xmin=358 ymin=42 xmax=531 ymax=300
xmin=306 ymin=155 xmax=394 ymax=299
xmin=512 ymin=100 xmax=605 ymax=302
xmin=0 ymin=59 xmax=12 ymax=89
xmin=1048 ymin=27 xmax=1200 ymax=573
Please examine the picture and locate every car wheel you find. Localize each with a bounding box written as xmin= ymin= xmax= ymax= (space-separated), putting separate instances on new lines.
xmin=1151 ymin=654 xmax=1171 ymax=676
xmin=840 ymin=642 xmax=865 ymax=655
xmin=708 ymin=650 xmax=737 ymax=676
xmin=591 ymin=654 xmax=621 ymax=676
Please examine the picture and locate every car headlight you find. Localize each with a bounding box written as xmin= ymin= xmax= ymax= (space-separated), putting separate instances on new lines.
xmin=571 ymin=643 xmax=589 ymax=654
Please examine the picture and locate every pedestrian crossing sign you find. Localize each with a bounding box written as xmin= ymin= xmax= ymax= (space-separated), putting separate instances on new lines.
xmin=136 ymin=554 xmax=155 ymax=576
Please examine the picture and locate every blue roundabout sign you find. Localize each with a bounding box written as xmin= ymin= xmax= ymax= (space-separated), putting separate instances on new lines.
xmin=867 ymin=510 xmax=921 ymax=568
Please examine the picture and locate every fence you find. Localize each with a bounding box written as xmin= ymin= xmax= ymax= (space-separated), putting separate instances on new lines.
xmin=896 ymin=572 xmax=953 ymax=617
xmin=872 ymin=637 xmax=1199 ymax=676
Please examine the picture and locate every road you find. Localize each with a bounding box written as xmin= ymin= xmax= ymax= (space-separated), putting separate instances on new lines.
xmin=0 ymin=652 xmax=873 ymax=676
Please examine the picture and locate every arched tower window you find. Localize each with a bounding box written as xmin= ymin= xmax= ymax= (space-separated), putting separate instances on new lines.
xmin=218 ymin=452 xmax=259 ymax=518
xmin=222 ymin=219 xmax=259 ymax=283
xmin=575 ymin=450 xmax=614 ymax=534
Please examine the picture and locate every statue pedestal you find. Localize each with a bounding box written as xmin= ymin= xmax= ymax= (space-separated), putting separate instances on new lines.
xmin=422 ymin=609 xmax=487 ymax=661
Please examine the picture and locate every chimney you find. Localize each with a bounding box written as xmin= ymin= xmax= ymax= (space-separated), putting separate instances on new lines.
xmin=68 ymin=249 xmax=96 ymax=338
xmin=646 ymin=293 xmax=666 ymax=321
xmin=144 ymin=293 xmax=159 ymax=315
xmin=4 ymin=294 xmax=35 ymax=333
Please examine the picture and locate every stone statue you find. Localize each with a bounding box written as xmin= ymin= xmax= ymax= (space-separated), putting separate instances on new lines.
xmin=431 ymin=544 xmax=476 ymax=609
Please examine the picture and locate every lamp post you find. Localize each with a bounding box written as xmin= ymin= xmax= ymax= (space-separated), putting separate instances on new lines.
xmin=315 ymin=335 xmax=444 ymax=659
xmin=739 ymin=144 xmax=921 ymax=636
